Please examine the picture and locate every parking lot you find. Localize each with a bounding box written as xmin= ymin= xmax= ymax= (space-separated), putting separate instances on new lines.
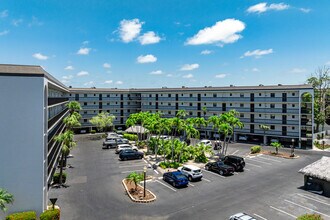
xmin=49 ymin=134 xmax=330 ymax=220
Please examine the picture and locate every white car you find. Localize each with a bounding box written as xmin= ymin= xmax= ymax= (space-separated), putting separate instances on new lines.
xmin=115 ymin=144 xmax=138 ymax=154
xmin=198 ymin=139 xmax=212 ymax=147
xmin=238 ymin=136 xmax=248 ymax=141
xmin=178 ymin=165 xmax=203 ymax=181
xmin=229 ymin=213 xmax=256 ymax=220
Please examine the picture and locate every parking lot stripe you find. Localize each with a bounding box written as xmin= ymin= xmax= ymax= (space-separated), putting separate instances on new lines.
xmin=121 ymin=169 xmax=143 ymax=173
xmin=155 ymin=180 xmax=177 ymax=192
xmin=245 ymin=162 xmax=262 ymax=168
xmin=119 ymin=164 xmax=147 ymax=168
xmin=231 ymin=150 xmax=239 ymax=155
xmin=244 ymin=168 xmax=251 ymax=171
xmin=188 ymin=183 xmax=195 ymax=187
xmin=269 ymin=206 xmax=297 ymax=219
xmin=257 ymin=155 xmax=282 ymax=163
xmin=284 ymin=199 xmax=330 ymax=218
xmin=153 ymin=169 xmax=159 ymax=174
xmin=143 ymin=159 xmax=148 ymax=163
xmin=245 ymin=158 xmax=272 ymax=165
xmin=296 ymin=193 xmax=330 ymax=206
xmin=202 ymin=169 xmax=226 ymax=178
xmin=253 ymin=213 xmax=268 ymax=220
xmin=202 ymin=178 xmax=211 ymax=182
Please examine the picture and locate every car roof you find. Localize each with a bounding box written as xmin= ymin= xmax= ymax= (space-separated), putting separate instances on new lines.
xmin=200 ymin=139 xmax=211 ymax=142
xmin=227 ymin=155 xmax=244 ymax=160
xmin=182 ymin=164 xmax=200 ymax=170
xmin=118 ymin=144 xmax=131 ymax=147
xmin=169 ymin=171 xmax=183 ymax=175
xmin=231 ymin=213 xmax=256 ymax=220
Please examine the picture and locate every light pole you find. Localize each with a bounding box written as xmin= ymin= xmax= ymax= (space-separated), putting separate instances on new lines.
xmin=290 ymin=138 xmax=295 ymax=157
xmin=143 ymin=166 xmax=147 ymax=197
xmin=49 ymin=198 xmax=57 ymax=210
xmin=322 ymin=140 xmax=325 ymax=151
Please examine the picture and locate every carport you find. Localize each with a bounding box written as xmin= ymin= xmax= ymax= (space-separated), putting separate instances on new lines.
xmin=299 ymin=156 xmax=330 ymax=197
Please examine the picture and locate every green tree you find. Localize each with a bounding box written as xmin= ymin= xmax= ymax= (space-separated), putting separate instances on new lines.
xmin=270 ymin=141 xmax=282 ymax=155
xmin=0 ymin=188 xmax=14 ymax=213
xmin=126 ymin=172 xmax=144 ymax=192
xmin=66 ymin=101 xmax=82 ymax=114
xmin=63 ymin=113 xmax=81 ymax=130
xmin=260 ymin=124 xmax=270 ymax=145
xmin=89 ymin=111 xmax=115 ymax=132
xmin=194 ymin=143 xmax=213 ymax=163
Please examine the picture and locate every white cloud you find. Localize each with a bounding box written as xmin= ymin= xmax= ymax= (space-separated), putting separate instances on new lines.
xmin=0 ymin=10 xmax=8 ymax=18
xmin=77 ymin=47 xmax=91 ymax=55
xmin=247 ymin=2 xmax=289 ymax=14
xmin=84 ymin=81 xmax=94 ymax=86
xmin=62 ymin=75 xmax=73 ymax=80
xmin=325 ymin=61 xmax=330 ymax=65
xmin=290 ymin=68 xmax=306 ymax=73
xmin=150 ymin=70 xmax=163 ymax=75
xmin=137 ymin=54 xmax=157 ymax=63
xmin=28 ymin=16 xmax=43 ymax=27
xmin=104 ymin=80 xmax=113 ymax=84
xmin=64 ymin=65 xmax=74 ymax=70
xmin=119 ymin=19 xmax=143 ymax=43
xmin=103 ymin=63 xmax=111 ymax=68
xmin=201 ymin=50 xmax=212 ymax=55
xmin=215 ymin=74 xmax=226 ymax=78
xmin=82 ymin=40 xmax=89 ymax=45
xmin=32 ymin=53 xmax=48 ymax=60
xmin=241 ymin=49 xmax=273 ymax=58
xmin=180 ymin=63 xmax=199 ymax=71
xmin=115 ymin=81 xmax=123 ymax=85
xmin=186 ymin=19 xmax=245 ymax=46
xmin=77 ymin=71 xmax=89 ymax=76
xmin=12 ymin=19 xmax=23 ymax=26
xmin=252 ymin=68 xmax=260 ymax=72
xmin=61 ymin=79 xmax=70 ymax=84
xmin=0 ymin=30 xmax=9 ymax=36
xmin=300 ymin=8 xmax=311 ymax=13
xmin=138 ymin=31 xmax=161 ymax=45
xmin=166 ymin=74 xmax=173 ymax=77
xmin=183 ymin=74 xmax=194 ymax=79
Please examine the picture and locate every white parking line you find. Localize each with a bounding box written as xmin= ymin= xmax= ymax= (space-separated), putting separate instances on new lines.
xmin=269 ymin=206 xmax=297 ymax=218
xmin=245 ymin=162 xmax=262 ymax=168
xmin=257 ymin=155 xmax=282 ymax=163
xmin=296 ymin=193 xmax=330 ymax=206
xmin=231 ymin=150 xmax=239 ymax=155
xmin=155 ymin=180 xmax=177 ymax=192
xmin=188 ymin=183 xmax=195 ymax=187
xmin=245 ymin=158 xmax=272 ymax=165
xmin=153 ymin=169 xmax=159 ymax=174
xmin=119 ymin=164 xmax=147 ymax=168
xmin=202 ymin=178 xmax=211 ymax=182
xmin=244 ymin=168 xmax=251 ymax=171
xmin=143 ymin=159 xmax=148 ymax=163
xmin=202 ymin=169 xmax=226 ymax=178
xmin=253 ymin=213 xmax=268 ymax=220
xmin=284 ymin=199 xmax=330 ymax=218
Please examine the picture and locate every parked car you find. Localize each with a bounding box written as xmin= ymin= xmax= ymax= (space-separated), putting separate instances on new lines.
xmin=221 ymin=155 xmax=245 ymax=171
xmin=214 ymin=141 xmax=222 ymax=150
xmin=238 ymin=135 xmax=248 ymax=141
xmin=229 ymin=213 xmax=256 ymax=220
xmin=199 ymin=139 xmax=212 ymax=147
xmin=178 ymin=165 xmax=203 ymax=181
xmin=115 ymin=144 xmax=138 ymax=154
xmin=163 ymin=171 xmax=189 ymax=187
xmin=204 ymin=161 xmax=235 ymax=176
xmin=119 ymin=149 xmax=144 ymax=161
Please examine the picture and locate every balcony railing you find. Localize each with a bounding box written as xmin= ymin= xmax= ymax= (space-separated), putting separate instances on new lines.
xmin=48 ymin=97 xmax=69 ymax=106
xmin=48 ymin=108 xmax=69 ymax=129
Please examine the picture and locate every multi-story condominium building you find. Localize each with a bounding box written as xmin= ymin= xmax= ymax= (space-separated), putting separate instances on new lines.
xmin=0 ymin=64 xmax=314 ymax=215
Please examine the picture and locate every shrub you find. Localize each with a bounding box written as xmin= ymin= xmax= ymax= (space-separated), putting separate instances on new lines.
xmin=123 ymin=133 xmax=138 ymax=141
xmin=251 ymin=146 xmax=261 ymax=154
xmin=159 ymin=161 xmax=181 ymax=169
xmin=53 ymin=172 xmax=67 ymax=184
xmin=6 ymin=211 xmax=37 ymax=220
xmin=296 ymin=214 xmax=323 ymax=220
xmin=91 ymin=130 xmax=96 ymax=134
xmin=40 ymin=209 xmax=60 ymax=220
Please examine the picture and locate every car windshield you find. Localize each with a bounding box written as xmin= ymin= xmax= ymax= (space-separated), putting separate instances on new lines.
xmin=217 ymin=161 xmax=225 ymax=166
xmin=174 ymin=174 xmax=186 ymax=179
xmin=193 ymin=169 xmax=201 ymax=173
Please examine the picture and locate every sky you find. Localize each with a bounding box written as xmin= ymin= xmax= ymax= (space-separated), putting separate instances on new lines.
xmin=0 ymin=0 xmax=329 ymax=88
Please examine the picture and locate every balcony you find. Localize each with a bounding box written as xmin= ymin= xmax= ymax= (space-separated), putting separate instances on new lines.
xmin=48 ymin=97 xmax=69 ymax=106
xmin=48 ymin=108 xmax=69 ymax=129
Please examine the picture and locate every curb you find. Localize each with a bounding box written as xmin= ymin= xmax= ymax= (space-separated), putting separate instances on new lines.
xmin=122 ymin=179 xmax=156 ymax=203
xmin=249 ymin=152 xmax=300 ymax=159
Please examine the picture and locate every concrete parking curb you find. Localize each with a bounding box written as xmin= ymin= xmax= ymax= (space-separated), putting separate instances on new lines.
xmin=122 ymin=179 xmax=157 ymax=203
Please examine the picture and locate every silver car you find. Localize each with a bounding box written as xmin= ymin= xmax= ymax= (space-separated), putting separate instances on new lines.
xmin=178 ymin=165 xmax=203 ymax=181
xmin=229 ymin=213 xmax=256 ymax=220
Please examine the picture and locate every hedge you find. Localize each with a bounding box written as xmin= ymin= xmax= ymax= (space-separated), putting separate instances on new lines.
xmin=296 ymin=214 xmax=323 ymax=220
xmin=6 ymin=211 xmax=37 ymax=220
xmin=123 ymin=133 xmax=138 ymax=141
xmin=53 ymin=172 xmax=67 ymax=184
xmin=159 ymin=161 xmax=181 ymax=169
xmin=250 ymin=146 xmax=261 ymax=154
xmin=40 ymin=209 xmax=60 ymax=220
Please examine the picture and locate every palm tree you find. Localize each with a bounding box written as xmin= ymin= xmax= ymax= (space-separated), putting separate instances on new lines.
xmin=260 ymin=124 xmax=270 ymax=145
xmin=126 ymin=172 xmax=143 ymax=192
xmin=0 ymin=188 xmax=14 ymax=213
xmin=176 ymin=109 xmax=187 ymax=119
xmin=270 ymin=142 xmax=282 ymax=155
xmin=202 ymin=106 xmax=207 ymax=118
xmin=66 ymin=101 xmax=82 ymax=115
xmin=63 ymin=113 xmax=81 ymax=130
xmin=208 ymin=115 xmax=220 ymax=142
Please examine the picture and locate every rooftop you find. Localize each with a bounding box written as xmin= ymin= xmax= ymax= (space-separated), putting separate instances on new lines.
xmin=299 ymin=156 xmax=330 ymax=182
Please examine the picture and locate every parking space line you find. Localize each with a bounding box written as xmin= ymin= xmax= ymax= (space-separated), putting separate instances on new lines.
xmin=121 ymin=169 xmax=143 ymax=173
xmin=143 ymin=159 xmax=148 ymax=163
xmin=253 ymin=213 xmax=268 ymax=220
xmin=245 ymin=162 xmax=262 ymax=168
xmin=202 ymin=178 xmax=211 ymax=182
xmin=202 ymin=169 xmax=226 ymax=178
xmin=231 ymin=150 xmax=239 ymax=155
xmin=284 ymin=199 xmax=330 ymax=218
xmin=257 ymin=155 xmax=282 ymax=163
xmin=188 ymin=183 xmax=195 ymax=187
xmin=154 ymin=169 xmax=159 ymax=174
xmin=269 ymin=206 xmax=297 ymax=219
xmin=245 ymin=158 xmax=272 ymax=165
xmin=119 ymin=164 xmax=147 ymax=168
xmin=155 ymin=180 xmax=177 ymax=192
xmin=296 ymin=193 xmax=330 ymax=206
xmin=244 ymin=168 xmax=251 ymax=171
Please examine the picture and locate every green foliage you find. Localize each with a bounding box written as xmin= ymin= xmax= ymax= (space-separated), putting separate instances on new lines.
xmin=90 ymin=130 xmax=96 ymax=134
xmin=159 ymin=161 xmax=181 ymax=169
xmin=89 ymin=112 xmax=115 ymax=132
xmin=296 ymin=214 xmax=323 ymax=220
xmin=270 ymin=142 xmax=282 ymax=154
xmin=0 ymin=188 xmax=14 ymax=213
xmin=63 ymin=114 xmax=81 ymax=129
xmin=40 ymin=209 xmax=60 ymax=220
xmin=53 ymin=172 xmax=67 ymax=184
xmin=66 ymin=101 xmax=82 ymax=113
xmin=6 ymin=211 xmax=37 ymax=220
xmin=123 ymin=133 xmax=138 ymax=141
xmin=126 ymin=172 xmax=144 ymax=191
xmin=251 ymin=146 xmax=261 ymax=154
xmin=194 ymin=143 xmax=213 ymax=163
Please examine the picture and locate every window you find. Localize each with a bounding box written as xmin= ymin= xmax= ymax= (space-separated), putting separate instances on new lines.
xmin=230 ymin=93 xmax=232 ymax=96
xmin=116 ymin=94 xmax=118 ymax=96
xmin=259 ymin=114 xmax=261 ymax=117
xmin=168 ymin=94 xmax=171 ymax=97
xmin=84 ymin=94 xmax=87 ymax=97
xmin=240 ymin=113 xmax=244 ymax=118
xmin=213 ymin=103 xmax=217 ymax=107
xmin=115 ymin=110 xmax=118 ymax=112
xmin=190 ymin=103 xmax=193 ymax=106
xmin=259 ymin=104 xmax=262 ymax=107
xmin=168 ymin=103 xmax=171 ymax=106
xmin=127 ymin=109 xmax=130 ymax=113
xmin=94 ymin=111 xmax=96 ymax=113
xmin=84 ymin=119 xmax=87 ymax=123
xmin=240 ymin=103 xmax=244 ymax=107
xmin=292 ymin=115 xmax=295 ymax=119
xmin=181 ymin=94 xmax=183 ymax=96
xmin=107 ymin=110 xmax=110 ymax=113
xmin=94 ymin=102 xmax=96 ymax=104
xmin=149 ymin=102 xmax=152 ymax=105
xmin=128 ymin=102 xmax=130 ymax=105
xmin=84 ymin=102 xmax=87 ymax=106
xmin=230 ymin=103 xmax=232 ymax=106
xmin=161 ymin=94 xmax=163 ymax=96
xmin=292 ymin=104 xmax=295 ymax=107
xmin=270 ymin=125 xmax=275 ymax=130
xmin=240 ymin=93 xmax=244 ymax=98
xmin=204 ymin=103 xmax=207 ymax=106
xmin=107 ymin=103 xmax=110 ymax=105
xmin=84 ymin=111 xmax=87 ymax=114
xmin=190 ymin=94 xmax=193 ymax=98
xmin=292 ymin=93 xmax=295 ymax=96
xmin=94 ymin=94 xmax=96 ymax=96
xmin=107 ymin=94 xmax=110 ymax=97
xmin=270 ymin=115 xmax=275 ymax=119
xmin=213 ymin=93 xmax=217 ymax=98
xmin=271 ymin=93 xmax=275 ymax=97
xmin=115 ymin=102 xmax=117 ymax=104
xmin=270 ymin=104 xmax=275 ymax=108
xmin=259 ymin=93 xmax=261 ymax=96
xmin=149 ymin=94 xmax=152 ymax=97
xmin=204 ymin=94 xmax=207 ymax=96
xmin=168 ymin=111 xmax=171 ymax=115
xmin=189 ymin=112 xmax=193 ymax=116
xmin=70 ymin=94 xmax=72 ymax=96
xmin=292 ymin=127 xmax=295 ymax=130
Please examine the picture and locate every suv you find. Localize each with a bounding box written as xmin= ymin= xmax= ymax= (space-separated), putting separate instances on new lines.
xmin=205 ymin=161 xmax=235 ymax=176
xmin=229 ymin=213 xmax=256 ymax=220
xmin=178 ymin=165 xmax=203 ymax=181
xmin=198 ymin=139 xmax=212 ymax=147
xmin=115 ymin=144 xmax=138 ymax=154
xmin=221 ymin=155 xmax=245 ymax=171
xmin=119 ymin=149 xmax=144 ymax=161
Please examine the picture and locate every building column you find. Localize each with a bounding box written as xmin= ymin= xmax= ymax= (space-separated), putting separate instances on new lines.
xmin=263 ymin=135 xmax=267 ymax=145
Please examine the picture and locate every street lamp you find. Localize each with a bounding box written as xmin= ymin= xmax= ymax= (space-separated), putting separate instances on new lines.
xmin=143 ymin=166 xmax=147 ymax=198
xmin=322 ymin=140 xmax=325 ymax=151
xmin=290 ymin=138 xmax=295 ymax=157
xmin=49 ymin=198 xmax=57 ymax=210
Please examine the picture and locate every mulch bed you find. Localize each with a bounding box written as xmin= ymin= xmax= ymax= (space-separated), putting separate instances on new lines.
xmin=123 ymin=179 xmax=155 ymax=202
xmin=260 ymin=150 xmax=299 ymax=159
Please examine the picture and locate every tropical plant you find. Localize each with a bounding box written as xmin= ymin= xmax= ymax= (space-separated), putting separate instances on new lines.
xmin=89 ymin=111 xmax=115 ymax=132
xmin=270 ymin=142 xmax=282 ymax=154
xmin=250 ymin=146 xmax=261 ymax=154
xmin=63 ymin=113 xmax=81 ymax=129
xmin=0 ymin=188 xmax=14 ymax=213
xmin=66 ymin=101 xmax=82 ymax=114
xmin=297 ymin=214 xmax=323 ymax=220
xmin=194 ymin=143 xmax=213 ymax=163
xmin=126 ymin=172 xmax=143 ymax=192
xmin=260 ymin=124 xmax=270 ymax=145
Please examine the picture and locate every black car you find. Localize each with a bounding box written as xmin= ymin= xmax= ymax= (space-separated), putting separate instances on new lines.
xmin=119 ymin=149 xmax=144 ymax=161
xmin=205 ymin=161 xmax=235 ymax=176
xmin=221 ymin=155 xmax=245 ymax=171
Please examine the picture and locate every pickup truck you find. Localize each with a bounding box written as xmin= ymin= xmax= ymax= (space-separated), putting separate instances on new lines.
xmin=102 ymin=138 xmax=129 ymax=149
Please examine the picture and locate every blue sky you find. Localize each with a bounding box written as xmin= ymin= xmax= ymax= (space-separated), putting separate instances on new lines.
xmin=0 ymin=0 xmax=329 ymax=88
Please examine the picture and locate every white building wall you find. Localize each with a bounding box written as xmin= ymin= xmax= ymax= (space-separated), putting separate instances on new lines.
xmin=0 ymin=76 xmax=45 ymax=217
